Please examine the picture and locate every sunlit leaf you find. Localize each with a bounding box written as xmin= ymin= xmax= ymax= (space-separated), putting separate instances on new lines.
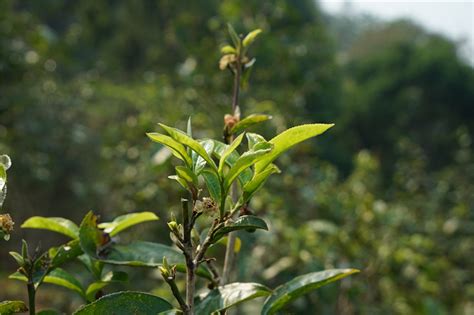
xmin=174 ymin=166 xmax=198 ymax=187
xmin=254 ymin=123 xmax=334 ymax=174
xmin=243 ymin=29 xmax=262 ymax=47
xmin=193 ymin=140 xmax=215 ymax=174
xmin=21 ymin=217 xmax=79 ymax=239
xmin=0 ymin=301 xmax=28 ymax=314
xmin=230 ymin=115 xmax=272 ymax=135
xmin=73 ymin=291 xmax=173 ymax=314
xmin=212 ymin=141 xmax=252 ymax=186
xmin=159 ymin=123 xmax=217 ymax=171
xmin=219 ymin=132 xmax=245 ymax=175
xmin=195 ymin=282 xmax=271 ymax=314
xmin=147 ymin=132 xmax=193 ymax=167
xmin=261 ymin=269 xmax=359 ymax=314
xmin=98 ymin=212 xmax=159 ymax=236
xmin=242 ymin=164 xmax=280 ymax=202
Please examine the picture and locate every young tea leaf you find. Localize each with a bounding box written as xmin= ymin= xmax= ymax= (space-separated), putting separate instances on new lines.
xmin=254 ymin=123 xmax=334 ymax=174
xmin=0 ymin=301 xmax=28 ymax=314
xmin=212 ymin=215 xmax=268 ymax=242
xmin=219 ymin=132 xmax=245 ymax=175
xmin=230 ymin=115 xmax=272 ymax=135
xmin=147 ymin=132 xmax=193 ymax=167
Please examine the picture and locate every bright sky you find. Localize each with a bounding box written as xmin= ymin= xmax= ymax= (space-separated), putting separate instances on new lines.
xmin=319 ymin=0 xmax=474 ymax=63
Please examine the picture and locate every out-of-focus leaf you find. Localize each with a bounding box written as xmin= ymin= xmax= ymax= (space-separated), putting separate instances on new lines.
xmin=227 ymin=24 xmax=241 ymax=48
xmin=73 ymin=291 xmax=173 ymax=315
xmin=49 ymin=239 xmax=83 ymax=268
xmin=98 ymin=212 xmax=159 ymax=236
xmin=147 ymin=133 xmax=193 ymax=167
xmin=243 ymin=29 xmax=262 ymax=47
xmin=261 ymin=269 xmax=359 ymax=314
xmin=159 ymin=123 xmax=217 ymax=171
xmin=220 ymin=45 xmax=236 ymax=54
xmin=36 ymin=310 xmax=61 ymax=315
xmin=212 ymin=215 xmax=268 ymax=242
xmin=10 ymin=268 xmax=85 ymax=298
xmin=230 ymin=114 xmax=272 ymax=135
xmin=254 ymin=123 xmax=334 ymax=174
xmin=219 ymin=133 xmax=245 ymax=175
xmin=0 ymin=301 xmax=28 ymax=314
xmin=195 ymin=282 xmax=271 ymax=314
xmin=85 ymin=271 xmax=128 ymax=302
xmin=201 ymin=169 xmax=221 ymax=204
xmin=21 ymin=217 xmax=79 ymax=239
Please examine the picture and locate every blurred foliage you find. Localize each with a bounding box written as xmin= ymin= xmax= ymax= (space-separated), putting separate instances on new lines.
xmin=0 ymin=0 xmax=473 ymax=314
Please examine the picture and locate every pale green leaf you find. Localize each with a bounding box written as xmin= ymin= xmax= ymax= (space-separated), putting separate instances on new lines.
xmin=98 ymin=212 xmax=159 ymax=236
xmin=220 ymin=45 xmax=236 ymax=54
xmin=195 ymin=282 xmax=271 ymax=314
xmin=243 ymin=29 xmax=262 ymax=47
xmin=147 ymin=132 xmax=193 ymax=167
xmin=230 ymin=115 xmax=272 ymax=135
xmin=175 ymin=166 xmax=198 ymax=187
xmin=159 ymin=123 xmax=217 ymax=171
xmin=73 ymin=291 xmax=173 ymax=314
xmin=212 ymin=141 xmax=253 ymax=185
xmin=242 ymin=164 xmax=281 ymax=202
xmin=219 ymin=133 xmax=245 ymax=175
xmin=21 ymin=217 xmax=79 ymax=239
xmin=261 ymin=268 xmax=359 ymax=314
xmin=255 ymin=123 xmax=334 ymax=174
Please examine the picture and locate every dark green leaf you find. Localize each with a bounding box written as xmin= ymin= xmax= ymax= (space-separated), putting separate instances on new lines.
xmin=230 ymin=114 xmax=272 ymax=135
xmin=21 ymin=217 xmax=79 ymax=239
xmin=0 ymin=301 xmax=28 ymax=314
xmin=73 ymin=291 xmax=173 ymax=315
xmin=99 ymin=241 xmax=212 ymax=280
xmin=36 ymin=310 xmax=61 ymax=315
xmin=85 ymin=271 xmax=128 ymax=302
xmin=254 ymin=123 xmax=334 ymax=174
xmin=98 ymin=212 xmax=159 ymax=237
xmin=195 ymin=282 xmax=271 ymax=314
xmin=49 ymin=239 xmax=83 ymax=268
xmin=227 ymin=24 xmax=241 ymax=49
xmin=212 ymin=216 xmax=268 ymax=242
xmin=79 ymin=212 xmax=103 ymax=257
xmin=261 ymin=269 xmax=359 ymax=314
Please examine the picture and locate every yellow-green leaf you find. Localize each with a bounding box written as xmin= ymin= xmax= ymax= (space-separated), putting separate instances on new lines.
xmin=243 ymin=29 xmax=262 ymax=47
xmin=147 ymin=132 xmax=193 ymax=167
xmin=22 ymin=217 xmax=79 ymax=239
xmin=98 ymin=212 xmax=159 ymax=237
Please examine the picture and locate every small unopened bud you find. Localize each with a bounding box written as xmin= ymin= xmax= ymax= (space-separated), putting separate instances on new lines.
xmin=167 ymin=221 xmax=179 ymax=234
xmin=224 ymin=114 xmax=239 ymax=130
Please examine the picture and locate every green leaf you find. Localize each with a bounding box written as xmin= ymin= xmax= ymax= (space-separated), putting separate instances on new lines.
xmin=242 ymin=164 xmax=281 ymax=203
xmin=0 ymin=301 xmax=28 ymax=314
xmin=0 ymin=166 xmax=6 ymax=192
xmin=220 ymin=45 xmax=236 ymax=54
xmin=212 ymin=215 xmax=268 ymax=242
xmin=85 ymin=271 xmax=128 ymax=302
xmin=10 ymin=268 xmax=85 ymax=298
xmin=193 ymin=140 xmax=215 ymax=174
xmin=73 ymin=291 xmax=173 ymax=315
xmin=98 ymin=241 xmax=212 ymax=280
xmin=159 ymin=123 xmax=218 ymax=172
xmin=212 ymin=141 xmax=253 ymax=186
xmin=21 ymin=217 xmax=79 ymax=239
xmin=227 ymin=24 xmax=241 ymax=49
xmin=219 ymin=133 xmax=245 ymax=175
xmin=98 ymin=212 xmax=159 ymax=236
xmin=230 ymin=115 xmax=272 ymax=135
xmin=175 ymin=166 xmax=198 ymax=187
xmin=261 ymin=269 xmax=359 ymax=314
xmin=224 ymin=143 xmax=273 ymax=190
xmin=36 ymin=310 xmax=61 ymax=315
xmin=168 ymin=175 xmax=188 ymax=189
xmin=243 ymin=29 xmax=262 ymax=47
xmin=254 ymin=123 xmax=334 ymax=174
xmin=9 ymin=251 xmax=24 ymax=266
xmin=49 ymin=239 xmax=83 ymax=268
xmin=195 ymin=282 xmax=271 ymax=314
xmin=79 ymin=212 xmax=103 ymax=257
xmin=201 ymin=169 xmax=221 ymax=204
xmin=147 ymin=132 xmax=193 ymax=167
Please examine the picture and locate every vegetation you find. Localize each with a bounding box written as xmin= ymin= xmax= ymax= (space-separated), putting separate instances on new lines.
xmin=1 ymin=1 xmax=473 ymax=314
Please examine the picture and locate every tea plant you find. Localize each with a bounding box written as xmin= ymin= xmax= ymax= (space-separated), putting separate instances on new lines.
xmin=0 ymin=25 xmax=358 ymax=314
